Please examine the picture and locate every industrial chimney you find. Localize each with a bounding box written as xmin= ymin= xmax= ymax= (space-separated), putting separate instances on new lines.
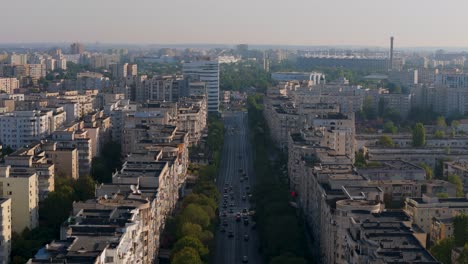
xmin=389 ymin=36 xmax=394 ymax=71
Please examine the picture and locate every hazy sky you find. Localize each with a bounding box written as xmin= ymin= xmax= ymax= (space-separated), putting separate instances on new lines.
xmin=2 ymin=0 xmax=468 ymax=47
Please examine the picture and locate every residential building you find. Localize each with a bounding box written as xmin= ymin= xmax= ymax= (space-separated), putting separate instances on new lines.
xmin=4 ymin=143 xmax=55 ymax=201
xmin=405 ymin=195 xmax=468 ymax=233
xmin=0 ymin=78 xmax=19 ymax=94
xmin=0 ymin=166 xmax=39 ymax=233
xmin=177 ymin=96 xmax=207 ymax=145
xmin=0 ymin=198 xmax=11 ymax=264
xmin=69 ymin=43 xmax=84 ymax=54
xmin=183 ymin=59 xmax=220 ymax=112
xmin=43 ymin=142 xmax=79 ymax=179
xmin=29 ymin=194 xmax=155 ymax=264
xmin=0 ymin=111 xmax=51 ymax=150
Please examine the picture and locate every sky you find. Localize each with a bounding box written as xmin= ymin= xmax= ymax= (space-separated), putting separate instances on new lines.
xmin=2 ymin=0 xmax=468 ymax=47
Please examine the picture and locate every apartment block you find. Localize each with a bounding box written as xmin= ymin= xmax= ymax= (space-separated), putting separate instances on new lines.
xmin=29 ymin=194 xmax=154 ymax=264
xmin=4 ymin=143 xmax=55 ymax=201
xmin=51 ymin=129 xmax=92 ymax=176
xmin=0 ymin=78 xmax=19 ymax=94
xmin=177 ymin=96 xmax=207 ymax=145
xmin=0 ymin=166 xmax=39 ymax=233
xmin=405 ymin=195 xmax=468 ymax=234
xmin=0 ymin=111 xmax=51 ymax=150
xmin=0 ymin=198 xmax=11 ymax=264
xmin=43 ymin=142 xmax=79 ymax=179
xmin=183 ymin=59 xmax=220 ymax=112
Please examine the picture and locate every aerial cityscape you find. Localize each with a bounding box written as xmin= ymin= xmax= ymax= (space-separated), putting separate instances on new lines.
xmin=1 ymin=1 xmax=468 ymax=264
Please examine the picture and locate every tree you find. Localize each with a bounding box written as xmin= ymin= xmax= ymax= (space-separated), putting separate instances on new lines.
xmin=435 ymin=130 xmax=445 ymax=139
xmin=437 ymin=116 xmax=447 ymax=128
xmin=430 ymin=238 xmax=455 ymax=264
xmin=383 ymin=121 xmax=397 ymax=134
xmin=448 ymin=174 xmax=464 ymax=197
xmin=454 ymin=214 xmax=468 ymax=247
xmin=172 ymin=236 xmax=208 ymax=259
xmin=270 ymin=254 xmax=308 ymax=264
xmin=178 ymin=204 xmax=210 ymax=228
xmin=171 ymin=247 xmax=203 ymax=264
xmin=378 ymin=135 xmax=394 ymax=147
xmin=437 ymin=193 xmax=449 ymax=198
xmin=354 ymin=150 xmax=366 ymax=168
xmin=73 ymin=175 xmax=95 ymax=201
xmin=458 ymin=244 xmax=468 ymax=264
xmin=412 ymin=123 xmax=426 ymax=147
xmin=419 ymin=163 xmax=434 ymax=180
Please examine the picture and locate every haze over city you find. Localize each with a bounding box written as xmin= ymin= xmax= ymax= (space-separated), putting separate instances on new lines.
xmin=2 ymin=0 xmax=468 ymax=47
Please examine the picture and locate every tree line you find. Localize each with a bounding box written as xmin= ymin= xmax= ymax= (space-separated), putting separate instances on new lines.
xmin=247 ymin=94 xmax=311 ymax=264
xmin=160 ymin=115 xmax=224 ymax=264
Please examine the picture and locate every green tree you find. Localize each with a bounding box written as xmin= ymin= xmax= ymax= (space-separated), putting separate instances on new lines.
xmin=448 ymin=174 xmax=464 ymax=197
xmin=419 ymin=163 xmax=434 ymax=180
xmin=458 ymin=244 xmax=468 ymax=264
xmin=172 ymin=236 xmax=208 ymax=259
xmin=435 ymin=130 xmax=445 ymax=139
xmin=383 ymin=121 xmax=397 ymax=134
xmin=73 ymin=175 xmax=95 ymax=201
xmin=437 ymin=193 xmax=449 ymax=198
xmin=437 ymin=116 xmax=448 ymax=128
xmin=270 ymin=254 xmax=308 ymax=264
xmin=378 ymin=135 xmax=394 ymax=147
xmin=454 ymin=214 xmax=468 ymax=247
xmin=171 ymin=247 xmax=203 ymax=264
xmin=412 ymin=123 xmax=426 ymax=147
xmin=430 ymin=238 xmax=455 ymax=264
xmin=179 ymin=204 xmax=210 ymax=228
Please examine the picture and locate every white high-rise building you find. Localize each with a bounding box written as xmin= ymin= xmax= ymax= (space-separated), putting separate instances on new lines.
xmin=0 ymin=111 xmax=51 ymax=150
xmin=183 ymin=59 xmax=219 ymax=112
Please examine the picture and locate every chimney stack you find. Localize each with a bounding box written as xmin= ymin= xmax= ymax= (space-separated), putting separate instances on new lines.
xmin=389 ymin=36 xmax=394 ymax=71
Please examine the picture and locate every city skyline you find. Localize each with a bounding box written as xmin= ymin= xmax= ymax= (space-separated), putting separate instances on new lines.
xmin=2 ymin=0 xmax=468 ymax=47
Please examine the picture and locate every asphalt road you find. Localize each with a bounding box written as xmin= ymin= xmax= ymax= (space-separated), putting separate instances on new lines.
xmin=214 ymin=111 xmax=263 ymax=264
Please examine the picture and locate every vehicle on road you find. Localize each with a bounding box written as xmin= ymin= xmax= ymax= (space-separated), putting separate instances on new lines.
xmin=242 ymin=195 xmax=246 ymax=201
xmin=229 ymin=208 xmax=234 ymax=213
xmin=243 ymin=219 xmax=249 ymax=226
xmin=242 ymin=208 xmax=248 ymax=214
xmin=236 ymin=214 xmax=241 ymax=222
xmin=242 ymin=256 xmax=248 ymax=263
xmin=220 ymin=227 xmax=226 ymax=232
xmin=228 ymin=231 xmax=234 ymax=238
xmin=230 ymin=203 xmax=235 ymax=207
xmin=223 ymin=220 xmax=228 ymax=226
xmin=244 ymin=234 xmax=249 ymax=241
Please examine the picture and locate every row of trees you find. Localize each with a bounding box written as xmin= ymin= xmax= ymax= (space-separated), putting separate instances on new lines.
xmin=161 ymin=115 xmax=224 ymax=264
xmin=431 ymin=214 xmax=468 ymax=264
xmin=247 ymin=95 xmax=310 ymax=264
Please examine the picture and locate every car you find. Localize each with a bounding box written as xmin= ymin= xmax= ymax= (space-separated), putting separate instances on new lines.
xmin=242 ymin=208 xmax=248 ymax=214
xmin=222 ymin=211 xmax=227 ymax=217
xmin=223 ymin=204 xmax=228 ymax=209
xmin=229 ymin=208 xmax=234 ymax=213
xmin=220 ymin=227 xmax=226 ymax=232
xmin=236 ymin=215 xmax=241 ymax=222
xmin=230 ymin=203 xmax=235 ymax=207
xmin=251 ymin=222 xmax=256 ymax=230
xmin=242 ymin=256 xmax=248 ymax=263
xmin=243 ymin=219 xmax=249 ymax=226
xmin=238 ymin=168 xmax=243 ymax=173
xmin=245 ymin=186 xmax=250 ymax=190
xmin=243 ymin=172 xmax=247 ymax=177
xmin=240 ymin=178 xmax=244 ymax=183
xmin=244 ymin=234 xmax=249 ymax=241
xmin=241 ymin=195 xmax=246 ymax=201
xmin=228 ymin=231 xmax=234 ymax=238
xmin=223 ymin=220 xmax=228 ymax=226
xmin=224 ymin=189 xmax=228 ymax=194
xmin=231 ymin=195 xmax=235 ymax=201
